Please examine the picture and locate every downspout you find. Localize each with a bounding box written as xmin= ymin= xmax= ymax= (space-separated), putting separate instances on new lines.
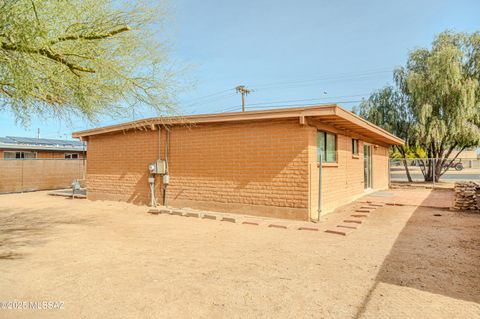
xmin=317 ymin=153 xmax=323 ymax=222
xmin=82 ymin=138 xmax=87 ymax=180
xmin=152 ymin=126 xmax=162 ymax=207
xmin=162 ymin=127 xmax=170 ymax=206
xmin=158 ymin=125 xmax=162 ymax=159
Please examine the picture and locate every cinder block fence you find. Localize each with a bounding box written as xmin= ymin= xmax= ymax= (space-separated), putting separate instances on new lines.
xmin=0 ymin=159 xmax=85 ymax=193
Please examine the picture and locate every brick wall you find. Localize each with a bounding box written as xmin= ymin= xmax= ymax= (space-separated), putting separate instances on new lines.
xmin=85 ymin=128 xmax=160 ymax=204
xmin=167 ymin=119 xmax=310 ymax=219
xmin=307 ymin=124 xmax=390 ymax=216
xmin=85 ymin=119 xmax=391 ymax=220
xmin=86 ymin=119 xmax=311 ymax=219
xmin=0 ymin=159 xmax=85 ymax=193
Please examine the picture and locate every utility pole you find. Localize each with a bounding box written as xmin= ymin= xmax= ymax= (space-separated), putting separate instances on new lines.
xmin=37 ymin=128 xmax=40 ymax=139
xmin=235 ymin=85 xmax=253 ymax=112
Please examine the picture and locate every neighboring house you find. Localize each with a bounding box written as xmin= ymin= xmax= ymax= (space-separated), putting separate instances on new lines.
xmin=0 ymin=136 xmax=86 ymax=159
xmin=73 ymin=104 xmax=403 ymax=221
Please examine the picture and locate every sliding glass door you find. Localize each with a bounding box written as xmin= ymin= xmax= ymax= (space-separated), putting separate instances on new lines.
xmin=364 ymin=144 xmax=372 ymax=189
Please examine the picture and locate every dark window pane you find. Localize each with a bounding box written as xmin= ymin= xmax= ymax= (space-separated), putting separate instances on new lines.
xmin=352 ymin=139 xmax=359 ymax=155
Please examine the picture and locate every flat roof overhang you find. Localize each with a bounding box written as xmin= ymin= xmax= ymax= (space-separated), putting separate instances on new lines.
xmin=0 ymin=144 xmax=86 ymax=152
xmin=72 ymin=104 xmax=404 ymax=146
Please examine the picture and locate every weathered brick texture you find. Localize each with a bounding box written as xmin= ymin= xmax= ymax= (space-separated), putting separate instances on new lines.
xmin=308 ymin=127 xmax=389 ymax=216
xmin=86 ymin=118 xmax=390 ymax=220
xmin=87 ymin=119 xmax=311 ymax=219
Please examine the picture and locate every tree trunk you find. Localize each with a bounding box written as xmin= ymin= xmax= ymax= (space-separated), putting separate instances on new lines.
xmin=402 ymin=158 xmax=413 ymax=182
xmin=423 ymin=159 xmax=442 ymax=182
xmin=422 ymin=147 xmax=467 ymax=182
xmin=397 ymin=147 xmax=413 ymax=183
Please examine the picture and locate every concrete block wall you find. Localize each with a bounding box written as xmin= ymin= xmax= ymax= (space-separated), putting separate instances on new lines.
xmin=85 ymin=129 xmax=160 ymax=204
xmin=307 ymin=124 xmax=390 ymax=216
xmin=0 ymin=159 xmax=85 ymax=193
xmin=86 ymin=119 xmax=311 ymax=220
xmin=85 ymin=119 xmax=391 ymax=220
xmin=167 ymin=119 xmax=310 ymax=220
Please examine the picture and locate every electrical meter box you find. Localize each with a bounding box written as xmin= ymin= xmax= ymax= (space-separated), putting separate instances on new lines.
xmin=148 ymin=160 xmax=166 ymax=174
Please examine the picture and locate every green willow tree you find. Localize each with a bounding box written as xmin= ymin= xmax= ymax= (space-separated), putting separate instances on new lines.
xmin=355 ymin=86 xmax=417 ymax=182
xmin=0 ymin=0 xmax=177 ymax=124
xmin=358 ymin=31 xmax=480 ymax=182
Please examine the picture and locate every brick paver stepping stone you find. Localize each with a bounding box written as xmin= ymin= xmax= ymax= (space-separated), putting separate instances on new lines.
xmin=356 ymin=209 xmax=372 ymax=213
xmin=386 ymin=202 xmax=405 ymax=206
xmin=147 ymin=209 xmax=160 ymax=215
xmin=368 ymin=203 xmax=384 ymax=207
xmin=351 ymin=214 xmax=368 ymax=218
xmin=297 ymin=226 xmax=319 ymax=231
xmin=221 ymin=217 xmax=236 ymax=223
xmin=268 ymin=224 xmax=288 ymax=229
xmin=185 ymin=212 xmax=199 ymax=218
xmin=337 ymin=223 xmax=359 ymax=229
xmin=344 ymin=219 xmax=362 ymax=224
xmin=325 ymin=228 xmax=355 ymax=236
xmin=170 ymin=210 xmax=184 ymax=216
xmin=202 ymin=214 xmax=217 ymax=220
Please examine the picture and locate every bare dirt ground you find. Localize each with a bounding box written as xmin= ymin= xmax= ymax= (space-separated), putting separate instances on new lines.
xmin=0 ymin=191 xmax=479 ymax=318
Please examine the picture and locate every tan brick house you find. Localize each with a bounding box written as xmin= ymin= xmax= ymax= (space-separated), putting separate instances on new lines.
xmin=0 ymin=136 xmax=86 ymax=159
xmin=73 ymin=105 xmax=403 ymax=221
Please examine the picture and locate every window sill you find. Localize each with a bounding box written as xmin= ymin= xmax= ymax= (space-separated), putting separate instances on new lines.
xmin=317 ymin=162 xmax=338 ymax=168
xmin=352 ymin=154 xmax=360 ymax=159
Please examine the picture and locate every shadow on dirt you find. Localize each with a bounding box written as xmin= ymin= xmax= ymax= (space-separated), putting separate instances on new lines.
xmin=0 ymin=207 xmax=94 ymax=260
xmin=356 ymin=189 xmax=480 ymax=317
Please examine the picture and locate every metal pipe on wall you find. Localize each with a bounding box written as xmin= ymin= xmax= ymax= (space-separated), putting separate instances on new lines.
xmin=150 ymin=125 xmax=162 ymax=207
xmin=162 ymin=127 xmax=170 ymax=206
xmin=158 ymin=125 xmax=162 ymax=159
xmin=317 ymin=153 xmax=323 ymax=222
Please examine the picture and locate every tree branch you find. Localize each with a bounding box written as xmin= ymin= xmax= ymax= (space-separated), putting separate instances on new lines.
xmin=50 ymin=26 xmax=131 ymax=45
xmin=30 ymin=0 xmax=40 ymax=26
xmin=1 ymin=42 xmax=95 ymax=74
xmin=439 ymin=144 xmax=464 ymax=176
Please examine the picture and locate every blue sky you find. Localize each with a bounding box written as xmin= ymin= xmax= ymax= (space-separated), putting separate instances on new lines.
xmin=1 ymin=0 xmax=479 ymax=139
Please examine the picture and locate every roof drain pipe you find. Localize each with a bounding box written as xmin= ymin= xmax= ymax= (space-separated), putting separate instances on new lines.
xmin=148 ymin=127 xmax=161 ymax=208
xmin=162 ymin=127 xmax=170 ymax=206
xmin=317 ymin=153 xmax=323 ymax=222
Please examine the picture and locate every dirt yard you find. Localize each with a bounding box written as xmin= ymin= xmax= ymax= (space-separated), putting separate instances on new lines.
xmin=0 ymin=191 xmax=479 ymax=318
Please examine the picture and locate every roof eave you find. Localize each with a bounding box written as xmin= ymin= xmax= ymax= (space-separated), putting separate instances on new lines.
xmin=72 ymin=104 xmax=404 ymax=146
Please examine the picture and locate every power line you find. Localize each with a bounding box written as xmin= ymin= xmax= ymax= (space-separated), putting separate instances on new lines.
xmin=181 ymin=68 xmax=391 ymax=111
xmin=251 ymin=69 xmax=391 ymax=90
xmin=181 ymin=88 xmax=236 ymax=108
xmin=182 ymin=92 xmax=237 ymax=113
xmin=244 ymin=100 xmax=364 ymax=110
xmin=240 ymin=93 xmax=368 ymax=108
xmin=221 ymin=93 xmax=368 ymax=112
